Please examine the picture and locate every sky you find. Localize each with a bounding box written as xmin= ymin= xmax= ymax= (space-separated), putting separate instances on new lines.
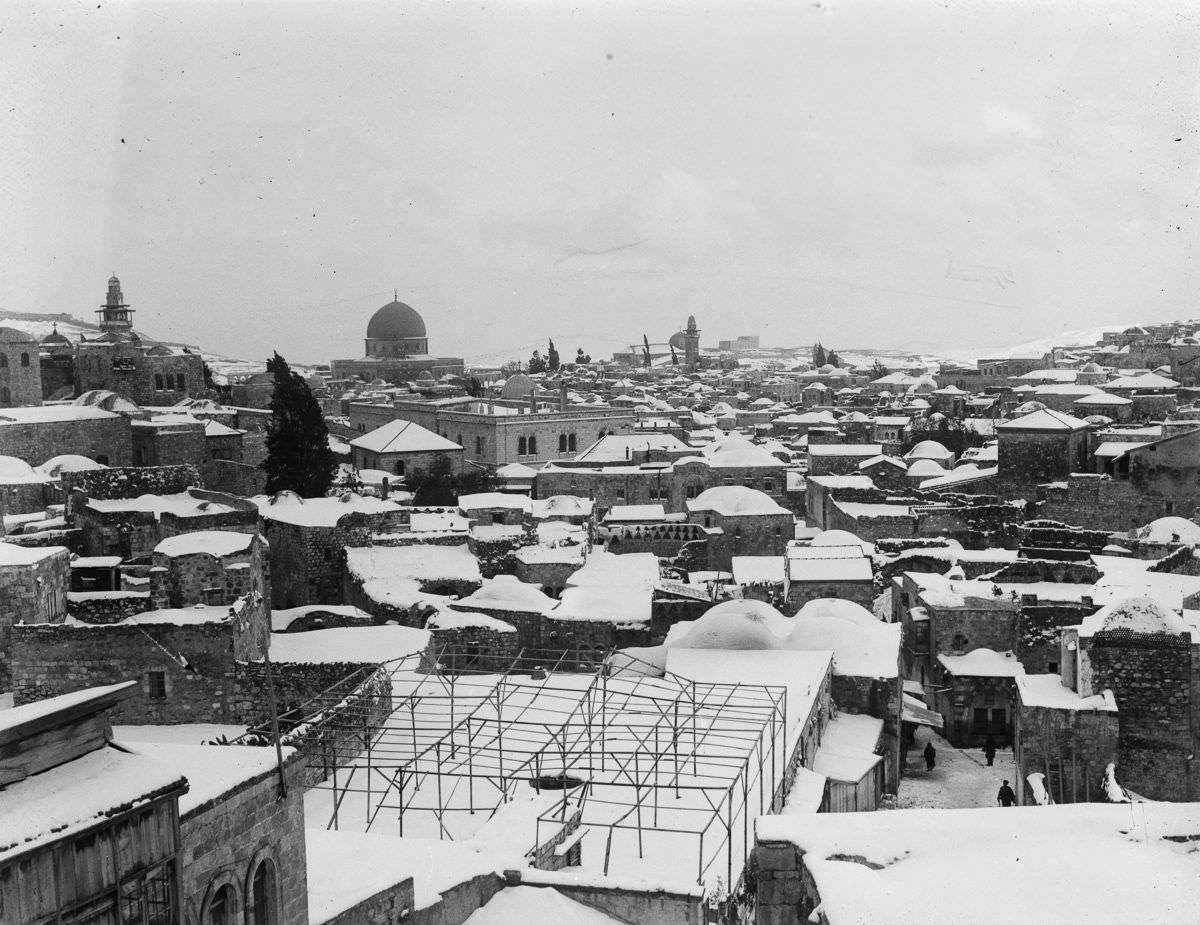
xmin=4 ymin=0 xmax=1199 ymax=367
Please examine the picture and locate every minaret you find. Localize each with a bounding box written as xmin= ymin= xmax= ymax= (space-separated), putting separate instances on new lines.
xmin=97 ymin=275 xmax=135 ymax=333
xmin=683 ymin=314 xmax=701 ymax=371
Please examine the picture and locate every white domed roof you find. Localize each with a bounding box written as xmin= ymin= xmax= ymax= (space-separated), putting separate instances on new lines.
xmin=688 ymin=485 xmax=788 ymax=516
xmin=672 ymin=599 xmax=791 ymax=650
xmin=906 ymin=458 xmax=946 ymax=477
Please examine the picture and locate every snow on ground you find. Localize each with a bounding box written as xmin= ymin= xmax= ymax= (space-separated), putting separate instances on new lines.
xmin=891 ymin=730 xmax=1015 ymax=810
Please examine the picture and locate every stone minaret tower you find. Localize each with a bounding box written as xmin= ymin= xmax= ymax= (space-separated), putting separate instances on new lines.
xmin=684 ymin=314 xmax=701 ymax=371
xmin=97 ymin=275 xmax=135 ymax=334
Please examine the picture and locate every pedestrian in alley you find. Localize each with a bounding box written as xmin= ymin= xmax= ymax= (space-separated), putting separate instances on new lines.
xmin=997 ymin=779 xmax=1017 ymax=807
xmin=983 ymin=735 xmax=997 ymax=767
xmin=924 ymin=739 xmax=936 ymax=772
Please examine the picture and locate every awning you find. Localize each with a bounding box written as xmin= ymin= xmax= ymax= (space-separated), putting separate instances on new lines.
xmin=902 ymin=694 xmax=944 ymax=729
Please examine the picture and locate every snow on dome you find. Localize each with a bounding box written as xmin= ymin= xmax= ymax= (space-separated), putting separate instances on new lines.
xmin=672 ymin=599 xmax=792 ymax=650
xmin=0 ymin=455 xmax=38 ymax=479
xmin=74 ymin=389 xmax=140 ymax=413
xmin=1013 ymin=400 xmax=1048 ymax=415
xmin=701 ymin=434 xmax=783 ymax=468
xmin=451 ymin=575 xmax=553 ymax=614
xmin=154 ymin=531 xmax=254 ymax=559
xmin=1082 ymin=414 xmax=1114 ymax=426
xmin=905 ymin=440 xmax=952 ymax=460
xmin=1134 ymin=516 xmax=1200 ymax=547
xmin=500 ymin=373 xmax=535 ymax=400
xmin=687 ymin=485 xmax=789 ymax=516
xmin=937 ymin=647 xmax=1023 ymax=677
xmin=906 ymin=458 xmax=946 ymax=477
xmin=1084 ymin=595 xmax=1189 ymax=637
xmin=791 ymin=600 xmax=900 ymax=677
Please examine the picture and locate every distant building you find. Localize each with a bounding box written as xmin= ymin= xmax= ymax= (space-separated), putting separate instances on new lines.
xmin=330 ymin=296 xmax=465 ymax=384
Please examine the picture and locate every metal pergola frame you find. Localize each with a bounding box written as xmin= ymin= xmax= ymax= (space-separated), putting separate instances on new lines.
xmin=266 ymin=645 xmax=790 ymax=887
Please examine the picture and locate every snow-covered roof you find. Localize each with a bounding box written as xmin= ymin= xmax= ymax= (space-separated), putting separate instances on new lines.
xmin=755 ymin=802 xmax=1200 ymax=924
xmin=268 ymin=625 xmax=430 ymax=664
xmin=603 ymin=504 xmax=667 ymax=522
xmin=791 ymin=599 xmax=901 ymax=677
xmin=811 ymin=713 xmax=884 ymax=782
xmin=0 ymin=746 xmax=186 ymax=863
xmin=531 ymin=495 xmax=593 ymax=518
xmin=349 ymin=418 xmax=462 ymax=454
xmin=0 ymin=542 xmax=67 ymax=566
xmin=731 ymin=555 xmax=786 ymax=585
xmin=937 ymin=648 xmax=1023 ymax=677
xmin=1133 ymin=516 xmax=1200 ymax=546
xmin=458 ymin=492 xmax=532 ymax=512
xmin=1014 ymin=673 xmax=1118 ymax=712
xmin=427 ymin=609 xmax=516 ymax=633
xmin=687 ymin=485 xmax=789 ymax=517
xmin=451 ymin=575 xmax=554 ymax=615
xmin=1078 ymin=595 xmax=1189 ymax=638
xmin=0 ymin=405 xmax=119 ymax=425
xmin=996 ymin=409 xmax=1090 ymax=431
xmin=154 ymin=530 xmax=254 ymax=559
xmin=254 ymin=492 xmax=401 ymax=527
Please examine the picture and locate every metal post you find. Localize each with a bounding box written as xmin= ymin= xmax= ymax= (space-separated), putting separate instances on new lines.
xmin=261 ymin=649 xmax=288 ymax=799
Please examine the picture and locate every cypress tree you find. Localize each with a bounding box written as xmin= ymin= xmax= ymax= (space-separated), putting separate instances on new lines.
xmin=261 ymin=351 xmax=337 ymax=497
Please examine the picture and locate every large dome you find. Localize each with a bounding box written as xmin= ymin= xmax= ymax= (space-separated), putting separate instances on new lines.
xmin=366 ymin=300 xmax=427 ymax=341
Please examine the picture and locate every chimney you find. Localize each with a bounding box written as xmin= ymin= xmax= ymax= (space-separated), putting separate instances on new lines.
xmin=529 ymin=393 xmax=537 ymax=415
xmin=381 ymin=476 xmax=390 ymax=500
xmin=560 ymin=381 xmax=568 ymax=412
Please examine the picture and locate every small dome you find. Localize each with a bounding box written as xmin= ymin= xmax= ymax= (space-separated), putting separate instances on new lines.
xmin=907 ymin=458 xmax=947 ymax=477
xmin=366 ymin=299 xmax=427 ymax=341
xmin=906 ymin=439 xmax=952 ymax=460
xmin=811 ymin=529 xmax=870 ymax=551
xmin=1014 ymin=400 xmax=1048 ymax=415
xmin=0 ymin=326 xmax=35 ymax=344
xmin=500 ymin=373 xmax=535 ymax=400
xmin=1080 ymin=362 xmax=1103 ymax=373
xmin=415 ymin=369 xmax=436 ymax=384
xmin=41 ymin=325 xmax=70 ymax=346
xmin=1083 ymin=414 xmax=1113 ymax=426
xmin=668 ymin=330 xmax=688 ymax=350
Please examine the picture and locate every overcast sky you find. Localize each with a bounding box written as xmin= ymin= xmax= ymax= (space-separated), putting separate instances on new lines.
xmin=5 ymin=0 xmax=1199 ymax=366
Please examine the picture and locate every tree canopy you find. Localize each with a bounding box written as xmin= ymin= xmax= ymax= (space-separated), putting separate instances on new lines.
xmin=261 ymin=351 xmax=338 ymax=497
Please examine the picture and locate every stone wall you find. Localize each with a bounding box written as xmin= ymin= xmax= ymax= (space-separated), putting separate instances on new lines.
xmin=323 ymin=877 xmax=416 ymax=925
xmin=1015 ymin=702 xmax=1119 ymax=805
xmin=131 ymin=420 xmax=206 ymax=468
xmin=752 ymin=838 xmax=818 ymax=925
xmin=11 ymin=619 xmax=244 ymax=723
xmin=0 ymin=548 xmax=69 ymax=688
xmin=0 ymin=412 xmax=131 ymax=467
xmin=1035 ymin=474 xmax=1178 ymax=532
xmin=64 ymin=464 xmax=202 ymax=511
xmin=1089 ymin=629 xmax=1196 ymax=800
xmin=150 ymin=533 xmax=270 ymax=611
xmin=425 ymin=625 xmax=521 ymax=673
xmin=784 ymin=579 xmax=874 ymax=615
xmin=1017 ymin=602 xmax=1099 ymax=673
xmin=180 ymin=755 xmax=308 ymax=925
xmin=66 ymin=590 xmax=152 ymax=623
xmin=831 ymin=674 xmax=902 ymax=795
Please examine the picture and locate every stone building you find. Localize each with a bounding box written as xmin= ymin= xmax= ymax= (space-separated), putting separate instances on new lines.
xmin=0 ymin=325 xmax=43 ymax=406
xmin=933 ymin=647 xmax=1023 ymax=748
xmin=149 ymin=530 xmax=271 ymax=615
xmin=1070 ymin=597 xmax=1200 ymax=801
xmin=38 ymin=323 xmax=76 ymax=399
xmin=71 ymin=276 xmax=208 ymax=406
xmin=348 ymin=417 xmax=464 ymax=478
xmin=355 ymin=393 xmax=635 ymax=469
xmin=0 ymin=542 xmax=69 ymax=689
xmin=996 ymin=409 xmax=1091 ymax=500
xmin=256 ymin=492 xmax=410 ymax=608
xmin=131 ymin=413 xmax=207 ymax=467
xmin=424 ymin=609 xmax=521 ymax=672
xmin=330 ymin=296 xmax=465 ymax=383
xmin=783 ymin=541 xmax=874 ymax=613
xmin=685 ymin=485 xmax=793 ymax=571
xmin=0 ymin=403 xmax=132 ymax=466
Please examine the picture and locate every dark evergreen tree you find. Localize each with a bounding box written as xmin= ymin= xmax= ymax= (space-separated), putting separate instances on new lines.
xmin=642 ymin=334 xmax=652 ymax=367
xmin=528 ymin=350 xmax=547 ymax=374
xmin=261 ymin=351 xmax=337 ymax=497
xmin=871 ymin=359 xmax=890 ymax=379
xmin=813 ymin=342 xmax=827 ymax=366
xmin=576 ymin=347 xmax=591 ymax=364
xmin=547 ymin=340 xmax=560 ymax=371
xmin=406 ymin=455 xmax=498 ymax=505
xmin=827 ymin=350 xmax=841 ymax=367
xmin=464 ymin=376 xmax=485 ymax=397
xmin=671 ymin=344 xmax=679 ymax=366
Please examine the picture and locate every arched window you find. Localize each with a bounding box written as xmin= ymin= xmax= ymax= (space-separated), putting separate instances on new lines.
xmin=248 ymin=859 xmax=278 ymax=925
xmin=518 ymin=436 xmax=527 ymax=455
xmin=394 ymin=460 xmax=405 ymax=475
xmin=207 ymin=883 xmax=238 ymax=925
xmin=155 ymin=374 xmax=164 ymax=390
xmin=528 ymin=436 xmax=537 ymax=455
xmin=456 ymin=434 xmax=462 ymax=447
xmin=20 ymin=353 xmax=29 ymax=367
xmin=568 ymin=433 xmax=577 ymax=451
xmin=0 ymin=354 xmax=8 ymax=368
xmin=176 ymin=373 xmax=186 ymax=390
xmin=0 ymin=387 xmax=9 ymax=405
xmin=559 ymin=434 xmax=567 ymax=452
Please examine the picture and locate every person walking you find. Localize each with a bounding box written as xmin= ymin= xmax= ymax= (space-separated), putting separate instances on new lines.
xmin=923 ymin=739 xmax=936 ymax=772
xmin=997 ymin=779 xmax=1017 ymax=807
xmin=983 ymin=735 xmax=997 ymax=767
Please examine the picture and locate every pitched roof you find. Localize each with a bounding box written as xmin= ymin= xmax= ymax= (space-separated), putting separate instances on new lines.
xmin=349 ymin=419 xmax=462 ymax=454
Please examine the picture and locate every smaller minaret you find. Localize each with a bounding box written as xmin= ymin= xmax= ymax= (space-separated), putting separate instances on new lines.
xmin=97 ymin=275 xmax=135 ymax=332
xmin=683 ymin=314 xmax=701 ymax=371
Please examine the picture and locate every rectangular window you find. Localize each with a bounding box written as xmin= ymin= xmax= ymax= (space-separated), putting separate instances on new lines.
xmin=762 ymin=479 xmax=774 ymax=492
xmin=972 ymin=708 xmax=989 ymax=734
xmin=175 ymin=373 xmax=186 ymax=391
xmin=148 ymin=671 xmax=167 ymax=700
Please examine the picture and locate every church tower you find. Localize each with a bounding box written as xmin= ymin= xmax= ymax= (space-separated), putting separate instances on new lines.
xmin=97 ymin=276 xmax=135 ymax=334
xmin=683 ymin=314 xmax=701 ymax=371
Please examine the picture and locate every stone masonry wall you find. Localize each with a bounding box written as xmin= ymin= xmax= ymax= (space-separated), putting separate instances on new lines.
xmin=0 ymin=413 xmax=132 ymax=467
xmin=1015 ymin=703 xmax=1119 ymax=805
xmin=0 ymin=549 xmax=70 ymax=688
xmin=180 ymin=756 xmax=309 ymax=925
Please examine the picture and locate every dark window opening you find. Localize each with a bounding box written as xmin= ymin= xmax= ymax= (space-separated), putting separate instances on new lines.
xmin=148 ymin=670 xmax=167 ymax=699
